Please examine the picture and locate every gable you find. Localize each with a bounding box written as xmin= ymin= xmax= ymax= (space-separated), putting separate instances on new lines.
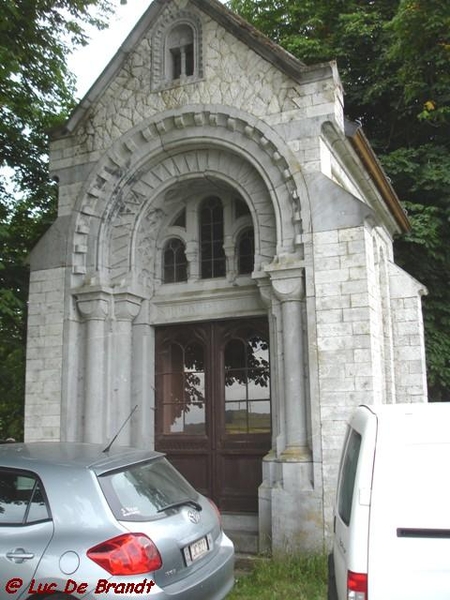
xmin=57 ymin=0 xmax=311 ymax=142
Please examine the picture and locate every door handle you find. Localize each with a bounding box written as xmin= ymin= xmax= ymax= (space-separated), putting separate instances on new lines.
xmin=6 ymin=548 xmax=35 ymax=563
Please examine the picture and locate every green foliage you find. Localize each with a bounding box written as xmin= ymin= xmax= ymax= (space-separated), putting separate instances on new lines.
xmin=0 ymin=0 xmax=113 ymax=438
xmin=230 ymin=0 xmax=450 ymax=400
xmin=229 ymin=553 xmax=327 ymax=599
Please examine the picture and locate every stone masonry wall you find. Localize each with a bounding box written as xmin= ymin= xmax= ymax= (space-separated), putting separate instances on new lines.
xmin=389 ymin=262 xmax=428 ymax=403
xmin=312 ymin=225 xmax=381 ymax=538
xmin=25 ymin=267 xmax=65 ymax=441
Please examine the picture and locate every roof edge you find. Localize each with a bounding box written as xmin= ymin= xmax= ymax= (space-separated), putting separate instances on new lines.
xmin=191 ymin=0 xmax=307 ymax=77
xmin=346 ymin=123 xmax=411 ymax=233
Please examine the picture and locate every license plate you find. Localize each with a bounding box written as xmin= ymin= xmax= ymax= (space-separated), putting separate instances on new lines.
xmin=183 ymin=536 xmax=209 ymax=565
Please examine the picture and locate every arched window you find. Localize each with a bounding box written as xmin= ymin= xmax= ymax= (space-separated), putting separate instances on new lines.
xmin=163 ymin=238 xmax=188 ymax=283
xmin=151 ymin=10 xmax=203 ymax=91
xmin=200 ymin=197 xmax=226 ymax=279
xmin=237 ymin=227 xmax=255 ymax=275
xmin=167 ymin=24 xmax=194 ymax=81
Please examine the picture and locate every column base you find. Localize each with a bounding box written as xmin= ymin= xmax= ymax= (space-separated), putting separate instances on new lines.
xmin=258 ymin=452 xmax=324 ymax=554
xmin=280 ymin=445 xmax=312 ymax=462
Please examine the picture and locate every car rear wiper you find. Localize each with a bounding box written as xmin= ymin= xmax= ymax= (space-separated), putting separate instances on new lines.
xmin=157 ymin=499 xmax=202 ymax=513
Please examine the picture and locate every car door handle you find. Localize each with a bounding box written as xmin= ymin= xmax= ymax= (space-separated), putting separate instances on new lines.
xmin=6 ymin=548 xmax=35 ymax=562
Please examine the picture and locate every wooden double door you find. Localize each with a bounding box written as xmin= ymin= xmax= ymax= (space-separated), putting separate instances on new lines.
xmin=155 ymin=318 xmax=271 ymax=512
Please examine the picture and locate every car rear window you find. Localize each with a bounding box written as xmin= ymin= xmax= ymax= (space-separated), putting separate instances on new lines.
xmin=0 ymin=470 xmax=50 ymax=525
xmin=99 ymin=457 xmax=198 ymax=521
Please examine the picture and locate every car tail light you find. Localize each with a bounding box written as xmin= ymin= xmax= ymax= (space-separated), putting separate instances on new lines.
xmin=87 ymin=533 xmax=162 ymax=575
xmin=347 ymin=570 xmax=367 ymax=600
xmin=208 ymin=498 xmax=222 ymax=528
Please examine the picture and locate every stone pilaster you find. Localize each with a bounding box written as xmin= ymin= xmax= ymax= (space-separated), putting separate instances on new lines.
xmin=112 ymin=292 xmax=143 ymax=445
xmin=75 ymin=288 xmax=111 ymax=443
xmin=266 ymin=259 xmax=310 ymax=460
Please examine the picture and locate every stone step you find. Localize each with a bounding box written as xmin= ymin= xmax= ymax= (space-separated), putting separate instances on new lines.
xmin=226 ymin=528 xmax=259 ymax=554
xmin=222 ymin=512 xmax=259 ymax=555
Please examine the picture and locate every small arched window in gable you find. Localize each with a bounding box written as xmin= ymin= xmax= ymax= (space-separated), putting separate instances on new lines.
xmin=163 ymin=238 xmax=188 ymax=283
xmin=167 ymin=24 xmax=195 ymax=81
xmin=237 ymin=227 xmax=255 ymax=275
xmin=200 ymin=197 xmax=226 ymax=279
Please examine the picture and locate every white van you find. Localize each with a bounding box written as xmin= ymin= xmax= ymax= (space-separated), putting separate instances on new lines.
xmin=328 ymin=403 xmax=450 ymax=600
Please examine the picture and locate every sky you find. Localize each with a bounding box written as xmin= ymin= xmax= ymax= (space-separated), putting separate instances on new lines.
xmin=68 ymin=0 xmax=226 ymax=99
xmin=68 ymin=0 xmax=149 ymax=98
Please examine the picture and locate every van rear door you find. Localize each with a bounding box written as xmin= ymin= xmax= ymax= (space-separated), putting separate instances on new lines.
xmin=368 ymin=424 xmax=450 ymax=600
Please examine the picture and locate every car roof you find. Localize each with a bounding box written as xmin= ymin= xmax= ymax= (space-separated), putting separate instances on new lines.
xmin=0 ymin=442 xmax=163 ymax=475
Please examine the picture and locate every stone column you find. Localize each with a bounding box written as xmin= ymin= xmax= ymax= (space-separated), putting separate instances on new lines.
xmin=76 ymin=289 xmax=111 ymax=443
xmin=266 ymin=261 xmax=310 ymax=460
xmin=112 ymin=292 xmax=143 ymax=445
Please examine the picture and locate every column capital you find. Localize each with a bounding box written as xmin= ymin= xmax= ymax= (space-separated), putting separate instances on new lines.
xmin=75 ymin=287 xmax=112 ymax=321
xmin=114 ymin=291 xmax=144 ymax=322
xmin=265 ymin=255 xmax=305 ymax=302
xmin=254 ymin=274 xmax=273 ymax=308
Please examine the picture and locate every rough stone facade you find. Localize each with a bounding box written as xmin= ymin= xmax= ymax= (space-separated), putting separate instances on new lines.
xmin=25 ymin=0 xmax=427 ymax=552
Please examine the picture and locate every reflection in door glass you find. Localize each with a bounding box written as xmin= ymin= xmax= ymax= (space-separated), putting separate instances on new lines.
xmin=159 ymin=341 xmax=205 ymax=434
xmin=224 ymin=334 xmax=270 ymax=434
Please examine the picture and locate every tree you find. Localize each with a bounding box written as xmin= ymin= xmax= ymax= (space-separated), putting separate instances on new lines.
xmin=230 ymin=0 xmax=450 ymax=400
xmin=0 ymin=0 xmax=113 ymax=438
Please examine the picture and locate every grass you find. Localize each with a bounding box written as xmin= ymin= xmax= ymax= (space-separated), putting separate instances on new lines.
xmin=228 ymin=553 xmax=327 ymax=600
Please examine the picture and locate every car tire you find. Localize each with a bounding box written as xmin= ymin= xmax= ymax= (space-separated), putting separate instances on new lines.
xmin=327 ymin=553 xmax=338 ymax=600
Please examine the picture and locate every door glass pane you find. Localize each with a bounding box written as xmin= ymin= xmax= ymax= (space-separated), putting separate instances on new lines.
xmin=160 ymin=341 xmax=205 ymax=435
xmin=225 ymin=401 xmax=247 ymax=434
xmin=224 ymin=332 xmax=270 ymax=434
xmin=249 ymin=400 xmax=271 ymax=432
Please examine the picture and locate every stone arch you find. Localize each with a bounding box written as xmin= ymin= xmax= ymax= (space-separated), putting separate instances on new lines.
xmin=70 ymin=106 xmax=310 ymax=287
xmin=107 ymin=149 xmax=274 ymax=289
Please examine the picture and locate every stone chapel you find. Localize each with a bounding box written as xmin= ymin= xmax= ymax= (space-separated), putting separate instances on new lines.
xmin=25 ymin=0 xmax=428 ymax=552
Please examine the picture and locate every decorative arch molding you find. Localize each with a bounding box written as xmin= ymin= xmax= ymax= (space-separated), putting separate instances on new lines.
xmin=114 ymin=149 xmax=273 ymax=289
xmin=70 ymin=106 xmax=309 ymax=284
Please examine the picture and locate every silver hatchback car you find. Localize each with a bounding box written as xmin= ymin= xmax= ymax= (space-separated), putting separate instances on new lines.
xmin=0 ymin=442 xmax=234 ymax=599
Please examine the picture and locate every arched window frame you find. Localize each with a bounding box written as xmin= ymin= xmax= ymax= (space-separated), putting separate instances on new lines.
xmin=162 ymin=236 xmax=188 ymax=284
xmin=151 ymin=11 xmax=203 ymax=90
xmin=199 ymin=196 xmax=226 ymax=280
xmin=157 ymin=188 xmax=255 ymax=286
